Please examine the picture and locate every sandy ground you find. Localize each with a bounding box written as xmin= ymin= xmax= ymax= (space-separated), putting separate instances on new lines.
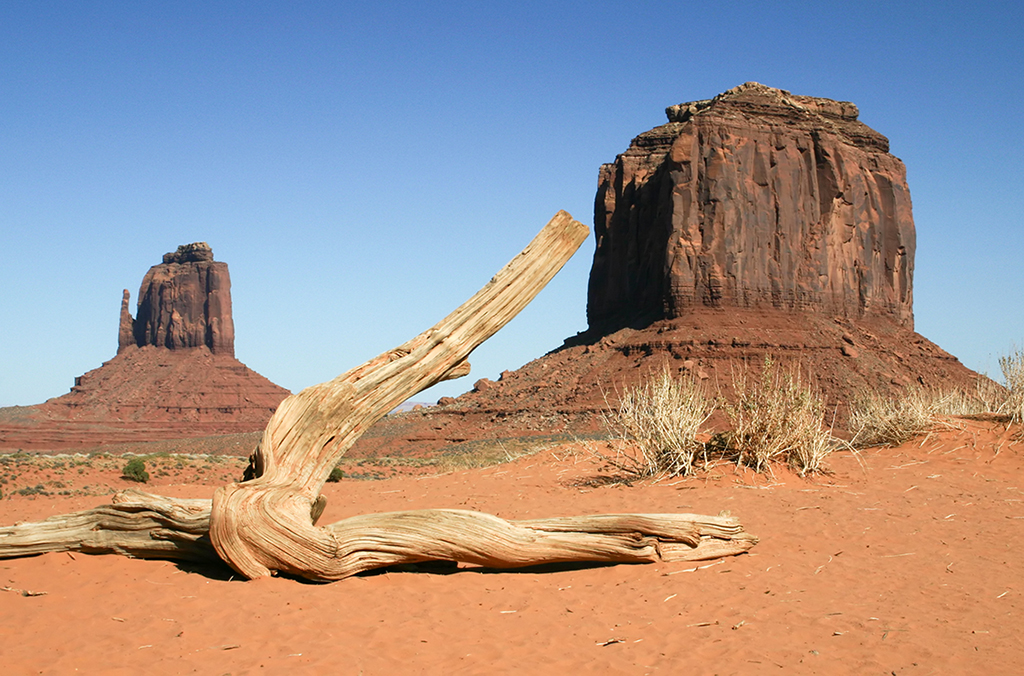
xmin=1 ymin=418 xmax=1022 ymax=675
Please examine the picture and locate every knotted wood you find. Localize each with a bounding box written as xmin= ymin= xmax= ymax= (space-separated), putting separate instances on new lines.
xmin=0 ymin=211 xmax=758 ymax=580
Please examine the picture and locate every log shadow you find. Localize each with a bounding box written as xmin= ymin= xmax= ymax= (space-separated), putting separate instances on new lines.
xmin=171 ymin=558 xmax=239 ymax=581
xmin=177 ymin=558 xmax=639 ymax=583
xmin=469 ymin=560 xmax=629 ymax=575
xmin=357 ymin=559 xmax=629 ymax=578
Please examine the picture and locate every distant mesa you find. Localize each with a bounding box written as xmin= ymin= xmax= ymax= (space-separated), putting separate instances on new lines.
xmin=0 ymin=243 xmax=289 ymax=451
xmin=351 ymin=83 xmax=984 ymax=458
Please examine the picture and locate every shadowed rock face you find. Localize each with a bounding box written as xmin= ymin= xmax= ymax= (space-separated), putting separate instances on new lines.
xmin=118 ymin=242 xmax=235 ymax=356
xmin=588 ymin=82 xmax=915 ymax=333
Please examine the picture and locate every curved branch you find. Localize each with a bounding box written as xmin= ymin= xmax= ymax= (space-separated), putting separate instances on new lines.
xmin=210 ymin=211 xmax=594 ymax=579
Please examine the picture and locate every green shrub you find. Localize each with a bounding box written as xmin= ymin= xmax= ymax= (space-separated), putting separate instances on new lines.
xmin=327 ymin=466 xmax=344 ymax=482
xmin=122 ymin=458 xmax=150 ymax=483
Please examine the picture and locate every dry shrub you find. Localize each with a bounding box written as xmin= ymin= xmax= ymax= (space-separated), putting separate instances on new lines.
xmin=973 ymin=376 xmax=1009 ymax=415
xmin=926 ymin=387 xmax=994 ymax=417
xmin=999 ymin=347 xmax=1024 ymax=423
xmin=850 ymin=371 xmax=1019 ymax=448
xmin=722 ymin=356 xmax=840 ymax=476
xmin=850 ymin=387 xmax=939 ymax=448
xmin=602 ymin=368 xmax=714 ymax=477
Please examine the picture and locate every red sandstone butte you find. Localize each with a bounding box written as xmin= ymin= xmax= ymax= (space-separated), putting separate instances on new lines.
xmin=121 ymin=242 xmax=235 ymax=355
xmin=347 ymin=84 xmax=984 ymax=459
xmin=590 ymin=82 xmax=914 ymax=331
xmin=0 ymin=243 xmax=288 ymax=451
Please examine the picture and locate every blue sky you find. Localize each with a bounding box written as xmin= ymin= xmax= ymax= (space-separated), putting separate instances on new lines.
xmin=1 ymin=1 xmax=1021 ymax=407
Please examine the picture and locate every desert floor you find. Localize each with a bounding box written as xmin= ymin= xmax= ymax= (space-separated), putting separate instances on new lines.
xmin=1 ymin=418 xmax=1022 ymax=675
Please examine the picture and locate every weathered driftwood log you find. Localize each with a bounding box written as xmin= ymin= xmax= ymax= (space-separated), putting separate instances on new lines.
xmin=0 ymin=497 xmax=755 ymax=575
xmin=0 ymin=211 xmax=757 ymax=580
xmin=0 ymin=497 xmax=755 ymax=574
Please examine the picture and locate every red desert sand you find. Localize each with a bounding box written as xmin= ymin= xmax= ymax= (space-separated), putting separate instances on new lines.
xmin=2 ymin=418 xmax=1022 ymax=675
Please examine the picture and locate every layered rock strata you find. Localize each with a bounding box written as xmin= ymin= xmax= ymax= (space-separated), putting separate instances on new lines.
xmin=589 ymin=82 xmax=915 ymax=332
xmin=351 ymin=310 xmax=981 ymax=458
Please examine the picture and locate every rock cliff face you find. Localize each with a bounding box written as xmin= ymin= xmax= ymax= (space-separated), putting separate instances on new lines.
xmin=588 ymin=82 xmax=915 ymax=332
xmin=119 ymin=242 xmax=235 ymax=355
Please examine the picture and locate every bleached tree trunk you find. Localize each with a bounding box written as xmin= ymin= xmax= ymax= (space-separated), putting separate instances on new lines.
xmin=0 ymin=212 xmax=757 ymax=580
xmin=0 ymin=493 xmax=755 ymax=574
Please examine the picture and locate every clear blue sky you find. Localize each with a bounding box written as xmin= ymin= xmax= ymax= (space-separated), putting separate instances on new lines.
xmin=1 ymin=1 xmax=1021 ymax=407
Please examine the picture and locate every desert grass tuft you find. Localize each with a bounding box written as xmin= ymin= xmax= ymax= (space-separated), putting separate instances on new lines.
xmin=721 ymin=356 xmax=841 ymax=476
xmin=999 ymin=349 xmax=1024 ymax=422
xmin=850 ymin=386 xmax=942 ymax=448
xmin=973 ymin=376 xmax=1009 ymax=415
xmin=435 ymin=436 xmax=571 ymax=473
xmin=998 ymin=347 xmax=1024 ymax=424
xmin=602 ymin=368 xmax=714 ymax=478
xmin=927 ymin=383 xmax=1001 ymax=417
